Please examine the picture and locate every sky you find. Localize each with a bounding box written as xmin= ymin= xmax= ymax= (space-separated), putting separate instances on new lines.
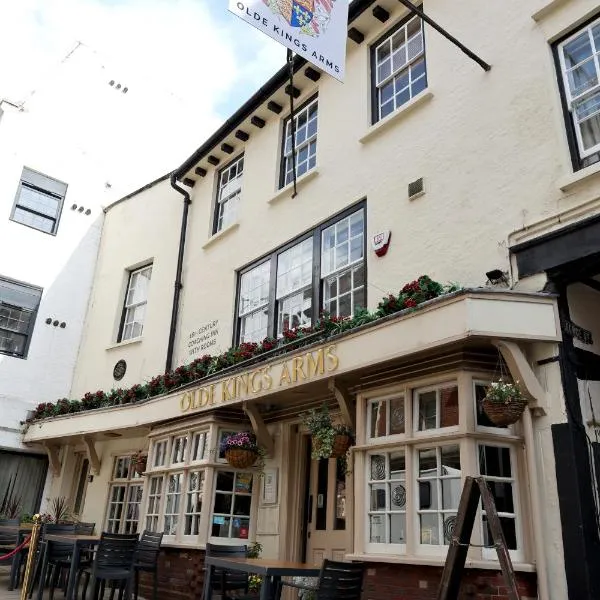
xmin=0 ymin=1 xmax=287 ymax=190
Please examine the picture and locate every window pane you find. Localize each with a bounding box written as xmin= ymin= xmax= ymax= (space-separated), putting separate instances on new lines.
xmin=12 ymin=207 xmax=55 ymax=233
xmin=239 ymin=262 xmax=270 ymax=316
xmin=440 ymin=386 xmax=459 ymax=427
xmin=277 ymin=288 xmax=312 ymax=335
xmin=370 ymin=400 xmax=387 ymax=438
xmin=417 ymin=391 xmax=437 ymax=430
xmin=390 ymin=513 xmax=406 ymax=544
xmin=277 ymin=238 xmax=313 ymax=299
xmin=17 ymin=185 xmax=60 ymax=218
xmin=240 ymin=308 xmax=269 ymax=343
xmin=419 ymin=513 xmax=439 ymax=545
xmin=389 ymin=397 xmax=405 ymax=435
xmin=568 ymin=57 xmax=598 ymax=97
xmin=479 ymin=446 xmax=512 ymax=478
xmin=563 ymin=31 xmax=593 ymax=69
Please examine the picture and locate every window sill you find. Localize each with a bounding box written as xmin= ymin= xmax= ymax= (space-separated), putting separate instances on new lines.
xmin=558 ymin=161 xmax=600 ymax=192
xmin=105 ymin=337 xmax=143 ymax=351
xmin=202 ymin=222 xmax=240 ymax=250
xmin=267 ymin=168 xmax=319 ymax=205
xmin=345 ymin=553 xmax=535 ymax=572
xmin=359 ymin=90 xmax=433 ymax=145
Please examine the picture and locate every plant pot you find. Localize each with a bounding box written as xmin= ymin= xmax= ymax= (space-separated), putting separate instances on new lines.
xmin=331 ymin=434 xmax=351 ymax=458
xmin=133 ymin=457 xmax=147 ymax=475
xmin=482 ymin=396 xmax=528 ymax=426
xmin=225 ymin=448 xmax=258 ymax=469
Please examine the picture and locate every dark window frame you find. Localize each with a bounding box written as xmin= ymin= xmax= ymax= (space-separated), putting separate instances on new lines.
xmin=552 ymin=11 xmax=600 ymax=172
xmin=279 ymin=93 xmax=319 ymax=190
xmin=0 ymin=274 xmax=43 ymax=359
xmin=233 ymin=200 xmax=367 ymax=345
xmin=10 ymin=168 xmax=67 ymax=236
xmin=213 ymin=153 xmax=245 ymax=235
xmin=117 ymin=263 xmax=153 ymax=343
xmin=370 ymin=8 xmax=427 ymax=125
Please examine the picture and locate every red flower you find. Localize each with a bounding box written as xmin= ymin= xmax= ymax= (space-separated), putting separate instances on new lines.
xmin=404 ymin=298 xmax=417 ymax=308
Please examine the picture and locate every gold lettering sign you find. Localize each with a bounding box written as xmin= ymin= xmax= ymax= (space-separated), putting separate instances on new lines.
xmin=179 ymin=345 xmax=339 ymax=413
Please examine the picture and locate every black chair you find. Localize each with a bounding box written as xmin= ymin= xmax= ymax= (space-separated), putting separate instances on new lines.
xmin=133 ymin=530 xmax=163 ymax=600
xmin=0 ymin=519 xmax=20 ymax=590
xmin=78 ymin=532 xmax=138 ymax=600
xmin=204 ymin=543 xmax=248 ymax=600
xmin=278 ymin=560 xmax=366 ymax=600
xmin=37 ymin=523 xmax=77 ymax=600
xmin=75 ymin=523 xmax=96 ymax=535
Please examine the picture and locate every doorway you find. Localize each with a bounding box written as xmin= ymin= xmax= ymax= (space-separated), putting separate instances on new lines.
xmin=302 ymin=437 xmax=349 ymax=565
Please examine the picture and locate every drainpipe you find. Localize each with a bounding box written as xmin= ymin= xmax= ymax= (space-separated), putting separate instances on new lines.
xmin=166 ymin=173 xmax=192 ymax=373
xmin=522 ymin=407 xmax=550 ymax=600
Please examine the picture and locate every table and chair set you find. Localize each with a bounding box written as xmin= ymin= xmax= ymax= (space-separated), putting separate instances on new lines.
xmin=2 ymin=518 xmax=366 ymax=600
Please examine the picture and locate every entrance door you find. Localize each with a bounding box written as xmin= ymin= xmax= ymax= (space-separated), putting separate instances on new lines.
xmin=305 ymin=455 xmax=348 ymax=565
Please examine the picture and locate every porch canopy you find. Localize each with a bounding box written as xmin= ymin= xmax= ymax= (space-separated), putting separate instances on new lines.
xmin=23 ymin=290 xmax=560 ymax=451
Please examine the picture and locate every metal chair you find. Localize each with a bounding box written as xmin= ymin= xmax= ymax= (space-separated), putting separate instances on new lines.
xmin=133 ymin=531 xmax=163 ymax=600
xmin=204 ymin=543 xmax=248 ymax=600
xmin=78 ymin=532 xmax=138 ymax=600
xmin=37 ymin=523 xmax=77 ymax=600
xmin=277 ymin=560 xmax=366 ymax=600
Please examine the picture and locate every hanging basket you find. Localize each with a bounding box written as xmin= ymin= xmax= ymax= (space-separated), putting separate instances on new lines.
xmin=331 ymin=434 xmax=351 ymax=458
xmin=482 ymin=396 xmax=528 ymax=426
xmin=132 ymin=456 xmax=147 ymax=475
xmin=225 ymin=448 xmax=258 ymax=469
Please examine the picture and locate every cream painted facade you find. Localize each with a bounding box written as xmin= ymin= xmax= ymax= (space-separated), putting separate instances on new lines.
xmin=21 ymin=1 xmax=600 ymax=599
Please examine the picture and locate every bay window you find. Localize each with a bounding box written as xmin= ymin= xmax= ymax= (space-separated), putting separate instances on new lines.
xmin=360 ymin=375 xmax=525 ymax=562
xmin=105 ymin=455 xmax=143 ymax=534
xmin=142 ymin=424 xmax=257 ymax=545
xmin=235 ymin=204 xmax=366 ymax=344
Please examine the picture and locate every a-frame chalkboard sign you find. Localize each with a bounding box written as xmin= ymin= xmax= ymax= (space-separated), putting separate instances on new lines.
xmin=436 ymin=476 xmax=520 ymax=600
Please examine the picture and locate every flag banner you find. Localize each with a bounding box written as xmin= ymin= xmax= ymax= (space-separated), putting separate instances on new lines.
xmin=229 ymin=0 xmax=349 ymax=82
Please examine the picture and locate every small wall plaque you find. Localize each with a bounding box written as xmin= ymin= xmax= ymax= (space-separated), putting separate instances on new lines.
xmin=262 ymin=468 xmax=278 ymax=505
xmin=113 ymin=359 xmax=127 ymax=381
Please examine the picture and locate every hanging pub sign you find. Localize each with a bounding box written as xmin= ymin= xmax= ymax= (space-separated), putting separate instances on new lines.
xmin=228 ymin=0 xmax=349 ymax=82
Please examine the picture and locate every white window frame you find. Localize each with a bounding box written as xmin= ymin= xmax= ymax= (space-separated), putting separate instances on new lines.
xmin=215 ymin=155 xmax=243 ymax=233
xmin=367 ymin=393 xmax=406 ymax=442
xmin=372 ymin=14 xmax=427 ymax=123
xmin=557 ymin=17 xmax=600 ymax=159
xmin=281 ymin=97 xmax=318 ymax=188
xmin=413 ymin=382 xmax=460 ymax=435
xmin=238 ymin=261 xmax=271 ymax=343
xmin=104 ymin=455 xmax=144 ymax=534
xmin=120 ymin=264 xmax=152 ymax=342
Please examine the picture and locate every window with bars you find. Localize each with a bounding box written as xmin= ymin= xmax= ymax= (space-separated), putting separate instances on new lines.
xmin=371 ymin=14 xmax=427 ymax=123
xmin=214 ymin=155 xmax=243 ymax=233
xmin=280 ymin=97 xmax=318 ymax=188
xmin=119 ymin=264 xmax=152 ymax=342
xmin=0 ymin=275 xmax=42 ymax=359
xmin=235 ymin=204 xmax=365 ymax=344
xmin=10 ymin=167 xmax=67 ymax=235
xmin=556 ymin=16 xmax=600 ymax=169
xmin=105 ymin=455 xmax=143 ymax=534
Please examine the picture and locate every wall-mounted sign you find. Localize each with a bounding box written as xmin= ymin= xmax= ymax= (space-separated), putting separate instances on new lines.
xmin=228 ymin=0 xmax=349 ymax=82
xmin=262 ymin=468 xmax=279 ymax=504
xmin=113 ymin=360 xmax=127 ymax=381
xmin=562 ymin=319 xmax=593 ymax=345
xmin=179 ymin=344 xmax=339 ymax=413
xmin=372 ymin=230 xmax=391 ymax=257
xmin=188 ymin=319 xmax=220 ymax=357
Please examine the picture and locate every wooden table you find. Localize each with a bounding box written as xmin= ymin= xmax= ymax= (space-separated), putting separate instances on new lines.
xmin=0 ymin=525 xmax=33 ymax=591
xmin=203 ymin=557 xmax=321 ymax=600
xmin=36 ymin=534 xmax=100 ymax=600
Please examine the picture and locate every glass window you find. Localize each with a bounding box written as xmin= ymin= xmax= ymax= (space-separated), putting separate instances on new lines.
xmin=417 ymin=445 xmax=461 ymax=546
xmin=120 ymin=265 xmax=152 ymax=342
xmin=72 ymin=457 xmax=90 ymax=516
xmin=479 ymin=445 xmax=518 ymax=551
xmin=557 ymin=17 xmax=600 ymax=167
xmin=281 ymin=98 xmax=318 ymax=187
xmin=368 ymin=451 xmax=407 ymax=545
xmin=415 ymin=385 xmax=459 ymax=431
xmin=184 ymin=471 xmax=205 ymax=536
xmin=106 ymin=455 xmax=143 ymax=534
xmin=239 ymin=261 xmax=270 ymax=343
xmin=10 ymin=167 xmax=67 ymax=234
xmin=171 ymin=436 xmax=188 ymax=464
xmin=215 ymin=155 xmax=243 ymax=233
xmin=164 ymin=472 xmax=184 ymax=535
xmin=211 ymin=471 xmax=253 ymax=540
xmin=369 ymin=397 xmax=405 ymax=438
xmin=153 ymin=440 xmax=168 ymax=468
xmin=145 ymin=476 xmax=163 ymax=532
xmin=276 ymin=238 xmax=313 ymax=335
xmin=191 ymin=432 xmax=208 ymax=462
xmin=0 ymin=276 xmax=42 ymax=359
xmin=372 ymin=16 xmax=427 ymax=123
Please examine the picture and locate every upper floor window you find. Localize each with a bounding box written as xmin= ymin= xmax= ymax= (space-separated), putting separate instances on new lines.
xmin=281 ymin=97 xmax=318 ymax=188
xmin=119 ymin=264 xmax=152 ymax=342
xmin=236 ymin=205 xmax=365 ymax=344
xmin=556 ymin=16 xmax=600 ymax=170
xmin=214 ymin=155 xmax=243 ymax=233
xmin=371 ymin=15 xmax=427 ymax=123
xmin=0 ymin=275 xmax=42 ymax=359
xmin=11 ymin=167 xmax=67 ymax=235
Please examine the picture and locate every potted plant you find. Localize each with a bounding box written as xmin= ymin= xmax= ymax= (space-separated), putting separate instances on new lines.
xmin=221 ymin=432 xmax=260 ymax=469
xmin=301 ymin=404 xmax=354 ymax=460
xmin=131 ymin=451 xmax=148 ymax=475
xmin=482 ymin=379 xmax=528 ymax=426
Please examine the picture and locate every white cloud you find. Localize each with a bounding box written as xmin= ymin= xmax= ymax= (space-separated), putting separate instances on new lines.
xmin=0 ymin=1 xmax=286 ymax=192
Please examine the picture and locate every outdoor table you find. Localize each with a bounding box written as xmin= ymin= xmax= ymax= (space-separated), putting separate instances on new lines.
xmin=36 ymin=534 xmax=100 ymax=600
xmin=0 ymin=524 xmax=33 ymax=591
xmin=203 ymin=557 xmax=321 ymax=600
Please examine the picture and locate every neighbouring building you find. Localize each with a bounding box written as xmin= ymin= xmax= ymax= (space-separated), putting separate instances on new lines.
xmin=21 ymin=1 xmax=600 ymax=599
xmin=0 ymin=42 xmax=199 ymax=518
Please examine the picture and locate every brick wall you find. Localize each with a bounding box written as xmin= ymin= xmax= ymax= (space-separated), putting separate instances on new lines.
xmin=139 ymin=547 xmax=537 ymax=600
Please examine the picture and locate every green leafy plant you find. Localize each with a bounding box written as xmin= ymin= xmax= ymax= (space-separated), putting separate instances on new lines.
xmin=50 ymin=496 xmax=70 ymax=523
xmin=300 ymin=404 xmax=354 ymax=461
xmin=247 ymin=541 xmax=264 ymax=592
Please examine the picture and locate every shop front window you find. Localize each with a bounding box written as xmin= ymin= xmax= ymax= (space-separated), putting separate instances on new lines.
xmin=105 ymin=455 xmax=143 ymax=534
